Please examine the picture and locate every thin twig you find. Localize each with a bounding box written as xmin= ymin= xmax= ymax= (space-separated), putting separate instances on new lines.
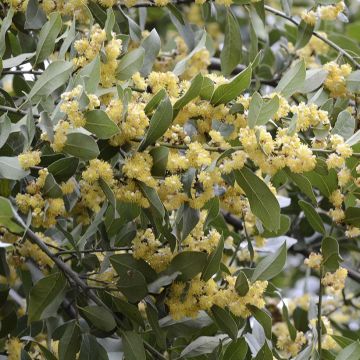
xmin=12 ymin=212 xmax=167 ymax=360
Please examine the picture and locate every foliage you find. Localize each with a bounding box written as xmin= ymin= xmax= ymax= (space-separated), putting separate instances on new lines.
xmin=0 ymin=0 xmax=360 ymax=359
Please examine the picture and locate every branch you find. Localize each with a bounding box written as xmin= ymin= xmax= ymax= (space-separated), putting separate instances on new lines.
xmin=0 ymin=105 xmax=40 ymax=118
xmin=130 ymin=1 xmax=360 ymax=69
xmin=1 ymin=69 xmax=42 ymax=75
xmin=12 ymin=212 xmax=167 ymax=360
xmin=264 ymin=5 xmax=360 ymax=69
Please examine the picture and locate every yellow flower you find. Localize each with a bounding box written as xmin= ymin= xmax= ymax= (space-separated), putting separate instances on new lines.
xmin=6 ymin=338 xmax=22 ymax=360
xmin=322 ymin=267 xmax=348 ymax=292
xmin=304 ymin=252 xmax=323 ymax=269
xmin=301 ymin=10 xmax=317 ymax=26
xmin=18 ymin=151 xmax=41 ymax=170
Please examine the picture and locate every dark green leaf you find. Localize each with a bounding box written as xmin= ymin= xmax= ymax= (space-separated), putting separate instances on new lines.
xmin=299 ymin=200 xmax=325 ymax=234
xmin=168 ymin=251 xmax=207 ymax=280
xmin=234 ymin=167 xmax=280 ymax=231
xmin=116 ymin=48 xmax=145 ymax=81
xmin=235 ymin=271 xmax=249 ymax=296
xmin=275 ymin=59 xmax=306 ymax=98
xmin=139 ymin=96 xmax=173 ymax=151
xmin=211 ymin=65 xmax=252 ymax=106
xmin=251 ymin=241 xmax=287 ymax=281
xmin=0 ymin=197 xmax=24 ymax=233
xmin=248 ymin=92 xmax=279 ymax=128
xmin=211 ymin=305 xmax=238 ymax=340
xmin=122 ymin=331 xmax=146 ymax=360
xmin=321 ymin=236 xmax=341 ymax=272
xmin=223 ymin=338 xmax=248 ymax=360
xmin=63 ymin=133 xmax=100 ymax=160
xmin=221 ymin=9 xmax=242 ymax=76
xmin=28 ymin=272 xmax=66 ymax=322
xmin=43 ymin=173 xmax=63 ymax=198
xmin=84 ymin=110 xmax=119 ymax=139
xmin=173 ymin=73 xmax=203 ymax=118
xmin=249 ymin=306 xmax=272 ymax=339
xmin=201 ymin=237 xmax=224 ymax=281
xmin=58 ymin=321 xmax=81 ymax=360
xmin=35 ymin=12 xmax=62 ymax=64
xmin=80 ymin=306 xmax=117 ymax=332
xmin=48 ymin=157 xmax=79 ymax=182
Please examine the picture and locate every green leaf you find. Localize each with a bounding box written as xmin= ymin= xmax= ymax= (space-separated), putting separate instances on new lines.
xmin=247 ymin=92 xmax=279 ymax=128
xmin=35 ymin=12 xmax=62 ymax=64
xmin=173 ymin=32 xmax=207 ymax=76
xmin=304 ymin=170 xmax=338 ymax=198
xmin=75 ymin=56 xmax=100 ymax=94
xmin=2 ymin=52 xmax=35 ymax=69
xmin=150 ymin=146 xmax=169 ymax=177
xmin=168 ymin=251 xmax=207 ymax=280
xmin=0 ymin=113 xmax=11 ymax=149
xmin=321 ymin=236 xmax=341 ymax=272
xmin=0 ymin=157 xmax=29 ymax=180
xmin=201 ymin=237 xmax=224 ymax=281
xmin=249 ymin=306 xmax=272 ymax=339
xmin=254 ymin=341 xmax=272 ymax=360
xmin=344 ymin=207 xmax=360 ymax=226
xmin=48 ymin=157 xmax=79 ymax=183
xmin=58 ymin=321 xmax=81 ymax=360
xmin=221 ymin=9 xmax=242 ymax=76
xmin=301 ymin=68 xmax=328 ymax=93
xmin=104 ymin=8 xmax=115 ymax=40
xmin=145 ymin=302 xmax=166 ymax=349
xmin=181 ymin=203 xmax=200 ymax=241
xmin=137 ymin=181 xmax=165 ymax=219
xmin=347 ymin=70 xmax=360 ymax=92
xmin=295 ymin=20 xmax=314 ymax=49
xmin=223 ymin=338 xmax=248 ymax=360
xmin=0 ymin=197 xmax=24 ymax=233
xmin=139 ymin=96 xmax=173 ymax=151
xmin=28 ymin=272 xmax=66 ymax=322
xmin=0 ymin=8 xmax=14 ymax=57
xmin=251 ymin=241 xmax=287 ymax=281
xmin=112 ymin=297 xmax=144 ymax=328
xmin=261 ymin=214 xmax=291 ymax=238
xmin=211 ymin=65 xmax=252 ymax=106
xmin=235 ymin=271 xmax=249 ymax=296
xmin=204 ymin=197 xmax=220 ymax=228
xmin=110 ymin=256 xmax=148 ymax=302
xmin=275 ymin=59 xmax=306 ymax=98
xmin=79 ymin=334 xmax=109 ymax=360
xmin=299 ymin=200 xmax=325 ymax=234
xmin=286 ymin=169 xmax=317 ymax=205
xmin=144 ymin=89 xmax=166 ymax=116
xmin=116 ymin=48 xmax=145 ymax=81
xmin=25 ymin=0 xmax=47 ymax=30
xmin=27 ymin=61 xmax=73 ymax=101
xmin=335 ymin=341 xmax=360 ymax=360
xmin=43 ymin=173 xmax=63 ymax=198
xmin=332 ymin=111 xmax=355 ymax=141
xmin=200 ymin=76 xmax=214 ymax=100
xmin=121 ymin=331 xmax=146 ymax=360
xmin=345 ymin=129 xmax=360 ymax=147
xmin=234 ymin=167 xmax=280 ymax=231
xmin=84 ymin=110 xmax=119 ymax=139
xmin=211 ymin=305 xmax=238 ymax=340
xmin=140 ymin=29 xmax=161 ymax=76
xmin=63 ymin=133 xmax=100 ymax=160
xmin=173 ymin=73 xmax=203 ymax=118
xmin=332 ymin=335 xmax=355 ymax=349
xmin=80 ymin=306 xmax=117 ymax=332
